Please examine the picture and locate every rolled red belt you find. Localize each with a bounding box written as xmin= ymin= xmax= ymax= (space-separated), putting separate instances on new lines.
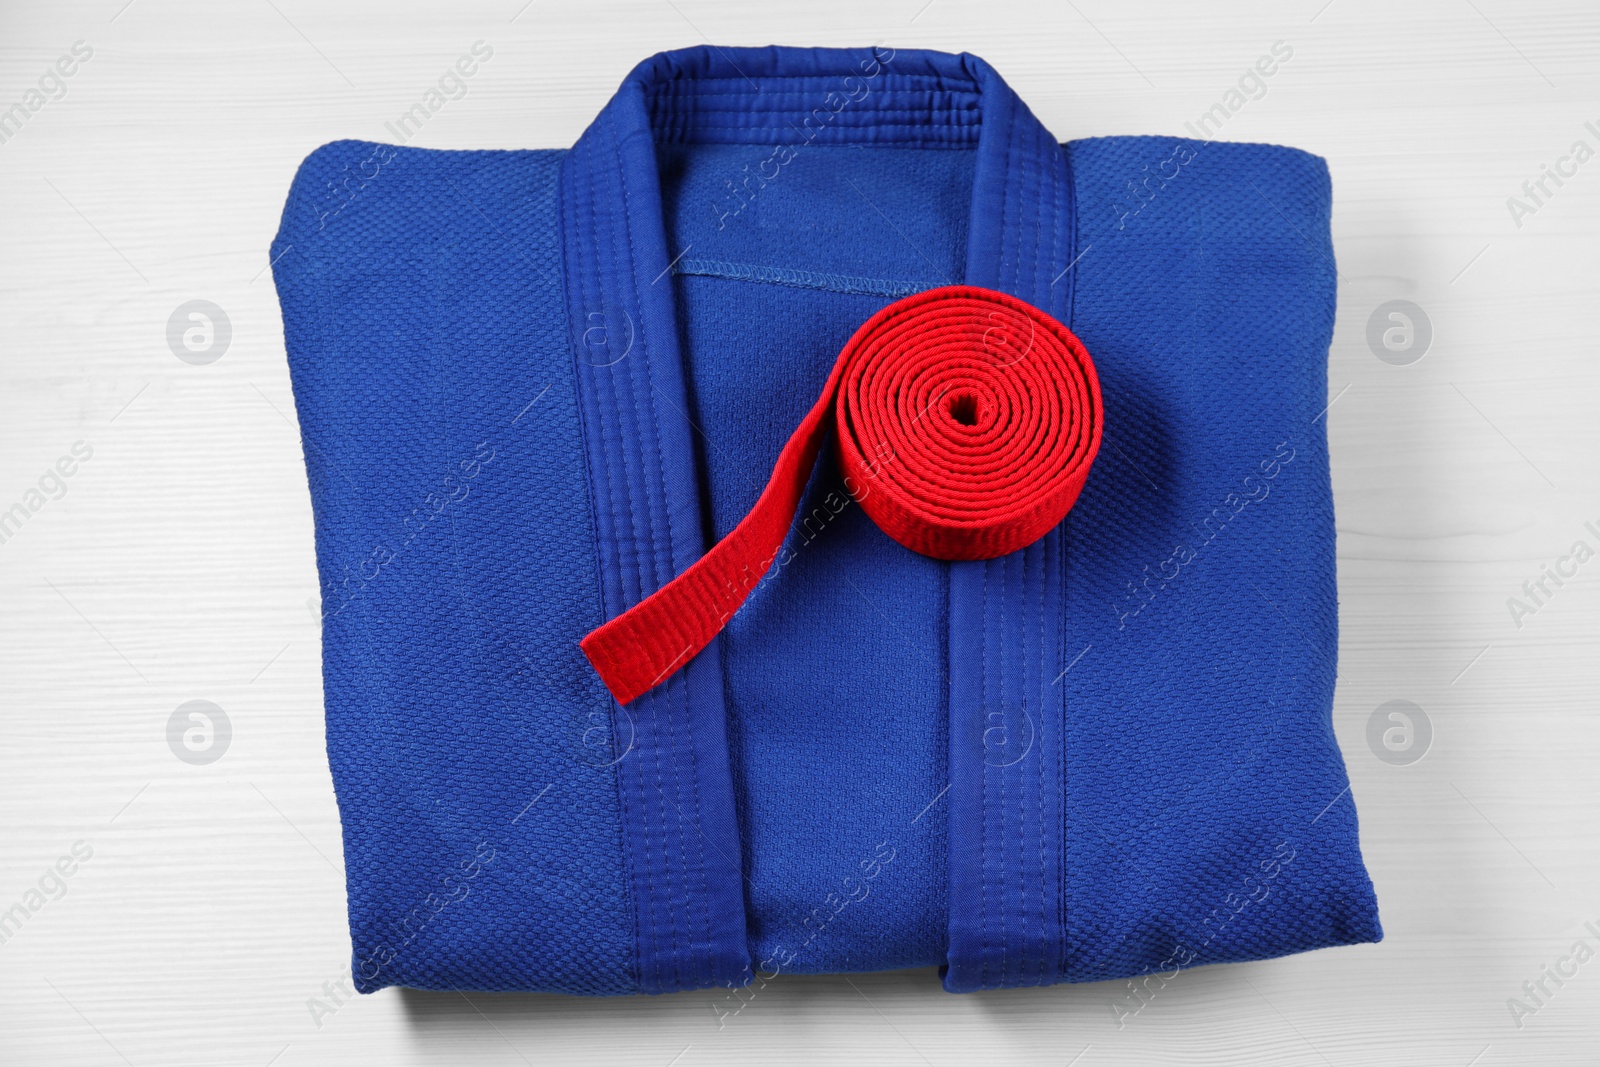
xmin=581 ymin=285 xmax=1104 ymax=705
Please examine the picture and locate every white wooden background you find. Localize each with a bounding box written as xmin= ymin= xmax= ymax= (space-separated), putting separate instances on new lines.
xmin=1 ymin=1 xmax=1597 ymax=1064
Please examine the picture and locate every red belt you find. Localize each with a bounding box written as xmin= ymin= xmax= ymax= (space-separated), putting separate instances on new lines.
xmin=581 ymin=285 xmax=1104 ymax=705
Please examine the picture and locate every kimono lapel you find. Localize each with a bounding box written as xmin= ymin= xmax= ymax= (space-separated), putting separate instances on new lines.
xmin=949 ymin=56 xmax=1078 ymax=993
xmin=558 ymin=45 xmax=1078 ymax=993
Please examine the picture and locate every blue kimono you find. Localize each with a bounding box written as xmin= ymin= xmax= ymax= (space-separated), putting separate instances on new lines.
xmin=270 ymin=45 xmax=1381 ymax=996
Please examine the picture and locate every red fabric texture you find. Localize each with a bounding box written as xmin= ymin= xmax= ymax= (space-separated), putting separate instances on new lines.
xmin=581 ymin=285 xmax=1103 ymax=705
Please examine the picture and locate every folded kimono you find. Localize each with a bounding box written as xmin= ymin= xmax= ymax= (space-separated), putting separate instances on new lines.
xmin=271 ymin=44 xmax=1381 ymax=996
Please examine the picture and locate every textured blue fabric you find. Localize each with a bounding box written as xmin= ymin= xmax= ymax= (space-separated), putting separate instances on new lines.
xmin=658 ymin=141 xmax=967 ymax=978
xmin=271 ymin=146 xmax=637 ymax=994
xmin=270 ymin=45 xmax=1381 ymax=997
xmin=1060 ymin=134 xmax=1381 ymax=982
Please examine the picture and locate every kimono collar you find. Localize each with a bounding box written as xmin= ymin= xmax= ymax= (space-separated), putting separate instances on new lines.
xmin=560 ymin=45 xmax=1076 ymax=343
xmin=553 ymin=46 xmax=1078 ymax=995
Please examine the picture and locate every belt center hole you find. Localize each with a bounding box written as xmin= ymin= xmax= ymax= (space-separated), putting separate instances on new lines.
xmin=947 ymin=392 xmax=979 ymax=427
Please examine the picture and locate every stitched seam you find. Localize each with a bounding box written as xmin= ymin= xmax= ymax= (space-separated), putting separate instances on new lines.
xmin=646 ymin=74 xmax=980 ymax=89
xmin=1058 ymin=524 xmax=1070 ymax=981
xmin=1026 ymin=548 xmax=1039 ymax=984
xmin=647 ymin=114 xmax=983 ymax=128
xmin=613 ymin=128 xmax=718 ymax=992
xmin=649 ymin=76 xmax=979 ymax=87
xmin=1010 ymin=123 xmax=1023 ymax=298
xmin=980 ymin=563 xmax=990 ymax=989
xmin=673 ymin=258 xmax=941 ymax=299
xmin=646 ymin=98 xmax=982 ymax=112
xmin=605 ymin=147 xmax=675 ymax=996
xmin=596 ymin=125 xmax=679 ymax=992
xmin=1015 ymin=553 xmax=1024 ymax=984
xmin=647 ymin=111 xmax=982 ymax=125
xmin=1035 ymin=542 xmax=1047 ymax=985
xmin=649 ymin=126 xmax=980 ymax=141
xmin=566 ymin=147 xmax=646 ymax=991
xmin=1032 ymin=137 xmax=1049 ymax=986
xmin=651 ymin=97 xmax=980 ymax=110
xmin=1040 ymin=158 xmax=1058 ymax=986
xmin=612 ymin=136 xmax=688 ymax=991
xmin=1059 ymin=140 xmax=1076 ymax=983
xmin=646 ymin=112 xmax=980 ymax=124
xmin=1035 ymin=548 xmax=1046 ymax=984
xmin=992 ymin=559 xmax=1004 ymax=985
xmin=650 ymin=94 xmax=980 ymax=107
xmin=1016 ymin=144 xmax=1033 ymax=988
xmin=993 ymin=118 xmax=1013 ymax=989
xmin=650 ymin=72 xmax=973 ymax=82
xmin=1051 ymin=139 xmax=1066 ymax=984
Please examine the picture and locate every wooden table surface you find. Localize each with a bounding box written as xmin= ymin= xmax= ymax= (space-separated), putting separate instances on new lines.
xmin=2 ymin=1 xmax=1597 ymax=1064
